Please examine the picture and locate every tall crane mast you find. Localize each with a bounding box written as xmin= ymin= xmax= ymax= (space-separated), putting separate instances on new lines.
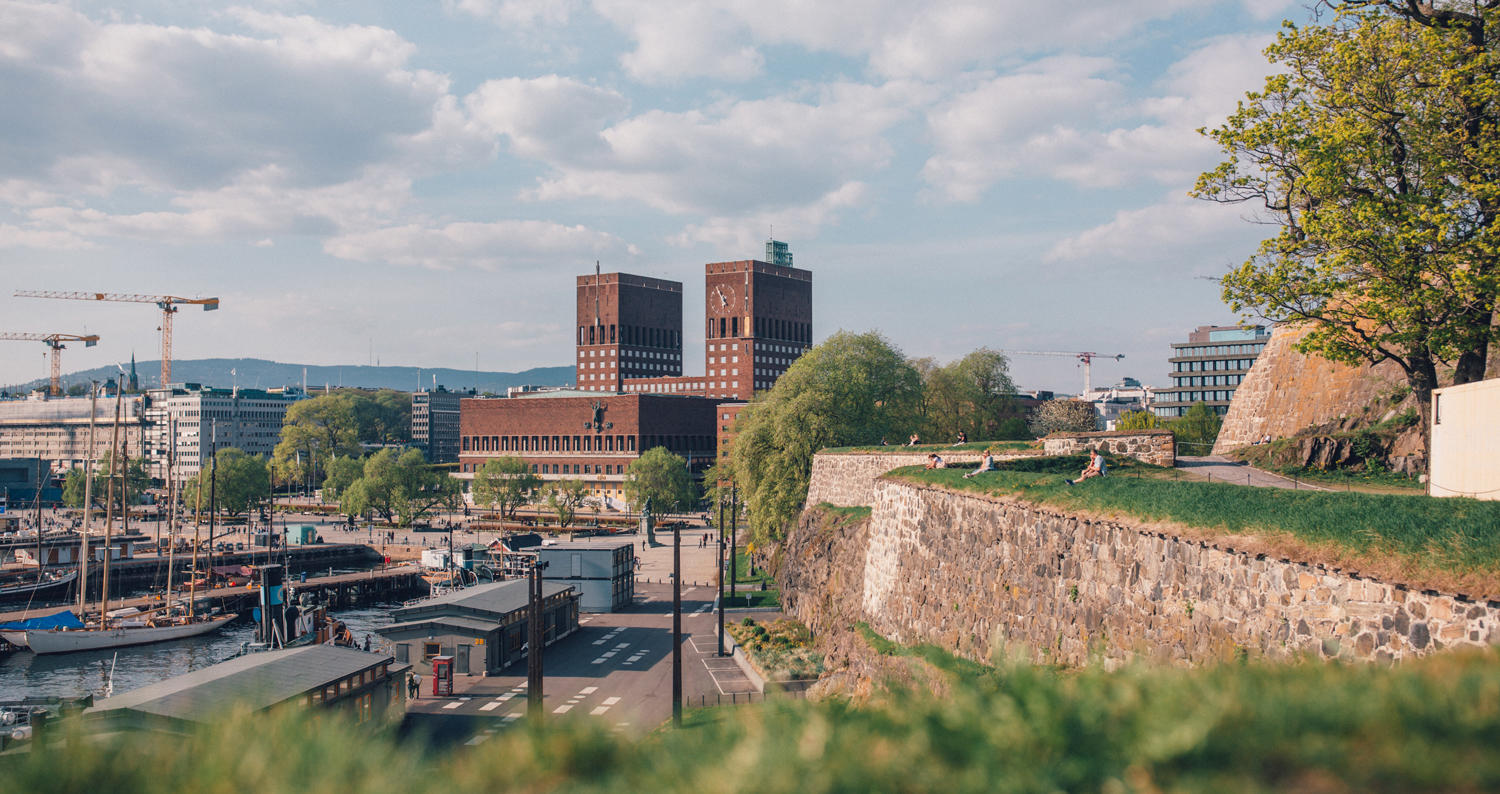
xmin=13 ymin=291 xmax=219 ymax=387
xmin=0 ymin=332 xmax=100 ymax=396
xmin=1003 ymin=350 xmax=1125 ymax=395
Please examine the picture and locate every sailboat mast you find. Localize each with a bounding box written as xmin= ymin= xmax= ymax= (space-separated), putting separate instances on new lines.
xmin=164 ymin=417 xmax=177 ymax=608
xmin=206 ymin=419 xmax=218 ymax=609
xmin=33 ymin=458 xmax=43 ymax=579
xmin=78 ymin=383 xmax=97 ymax=612
xmin=188 ymin=423 xmax=205 ymax=620
xmin=100 ymin=384 xmax=123 ymax=619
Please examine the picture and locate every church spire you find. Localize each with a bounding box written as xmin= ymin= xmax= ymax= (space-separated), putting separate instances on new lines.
xmin=128 ymin=352 xmax=139 ymax=392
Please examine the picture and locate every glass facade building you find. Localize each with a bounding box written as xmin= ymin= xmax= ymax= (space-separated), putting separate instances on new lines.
xmin=1152 ymin=325 xmax=1271 ymax=418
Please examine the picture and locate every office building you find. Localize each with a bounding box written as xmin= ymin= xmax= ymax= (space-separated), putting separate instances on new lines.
xmin=0 ymin=391 xmax=147 ymax=475
xmin=143 ymin=384 xmax=304 ymax=482
xmin=1152 ymin=325 xmax=1271 ymax=418
xmin=576 ymin=272 xmax=684 ymax=393
xmin=412 ymin=386 xmax=465 ymax=464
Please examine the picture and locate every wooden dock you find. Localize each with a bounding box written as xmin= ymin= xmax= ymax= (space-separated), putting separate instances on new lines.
xmin=0 ymin=565 xmax=426 ymax=624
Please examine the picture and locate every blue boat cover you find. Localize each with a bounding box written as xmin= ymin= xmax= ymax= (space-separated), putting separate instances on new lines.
xmin=0 ymin=610 xmax=85 ymax=631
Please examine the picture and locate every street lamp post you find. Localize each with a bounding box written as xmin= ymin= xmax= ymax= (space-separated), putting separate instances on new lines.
xmin=528 ymin=557 xmax=549 ymax=720
xmin=716 ymin=493 xmax=725 ymax=657
xmin=728 ymin=484 xmax=738 ymax=598
xmin=672 ymin=520 xmax=682 ymax=727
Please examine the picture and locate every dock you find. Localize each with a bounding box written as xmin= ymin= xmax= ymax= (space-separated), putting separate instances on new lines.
xmin=0 ymin=564 xmax=426 ymax=624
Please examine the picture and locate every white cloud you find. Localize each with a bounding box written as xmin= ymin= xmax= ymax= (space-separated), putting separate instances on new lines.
xmin=323 ymin=218 xmax=634 ymax=270
xmin=444 ymin=0 xmax=580 ymax=26
xmin=669 ymin=181 xmax=868 ymax=251
xmin=1043 ymin=194 xmax=1261 ymax=265
xmin=466 ymin=76 xmax=629 ymax=160
xmin=0 ymin=4 xmax=490 ymax=245
xmin=921 ymin=33 xmax=1277 ymax=199
xmin=588 ymin=0 xmax=1212 ymax=82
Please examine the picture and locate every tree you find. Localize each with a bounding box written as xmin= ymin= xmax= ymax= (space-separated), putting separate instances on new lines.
xmin=339 ymin=448 xmax=457 ymax=527
xmin=1027 ymin=400 xmax=1099 ymax=437
xmin=730 ymin=331 xmax=924 ymax=544
xmin=1194 ymin=9 xmax=1500 ymax=461
xmin=542 ymin=479 xmax=589 ymax=527
xmin=321 ymin=455 xmax=365 ymax=503
xmin=352 ymin=389 xmax=413 ymax=445
xmin=1170 ymin=403 xmax=1223 ymax=452
xmin=64 ymin=453 xmax=149 ymax=512
xmin=1115 ymin=410 xmax=1162 ymax=431
xmin=471 ymin=456 xmax=540 ymax=520
xmin=271 ymin=393 xmax=361 ymax=487
xmin=623 ymin=446 xmax=695 ymax=513
xmin=919 ymin=348 xmax=1020 ymax=441
xmin=181 ymin=448 xmax=270 ymax=517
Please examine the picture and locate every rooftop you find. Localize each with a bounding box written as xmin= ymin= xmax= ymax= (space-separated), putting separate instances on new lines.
xmin=87 ymin=645 xmax=391 ymax=724
xmin=391 ymin=579 xmax=573 ymax=620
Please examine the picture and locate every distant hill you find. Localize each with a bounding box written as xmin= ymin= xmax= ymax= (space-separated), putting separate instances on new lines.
xmin=2 ymin=357 xmax=574 ymax=395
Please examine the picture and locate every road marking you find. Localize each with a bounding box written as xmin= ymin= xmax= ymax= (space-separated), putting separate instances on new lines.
xmin=504 ymin=713 xmax=521 ymax=721
xmin=442 ymin=701 xmax=464 ymax=710
xmin=579 ymin=686 xmax=598 ymax=694
xmin=553 ymin=704 xmax=573 ymax=714
xmin=590 ymin=706 xmax=610 ymax=716
xmin=602 ymin=697 xmax=620 ymax=705
xmin=479 ymin=701 xmax=502 ymax=711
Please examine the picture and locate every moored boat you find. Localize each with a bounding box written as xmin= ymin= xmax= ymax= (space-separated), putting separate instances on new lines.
xmin=0 ymin=569 xmax=79 ymax=604
xmin=24 ymin=612 xmax=237 ymax=655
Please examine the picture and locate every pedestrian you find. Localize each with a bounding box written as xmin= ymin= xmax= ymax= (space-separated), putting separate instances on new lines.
xmin=963 ymin=449 xmax=996 ymax=479
xmin=1066 ymin=449 xmax=1107 ymax=485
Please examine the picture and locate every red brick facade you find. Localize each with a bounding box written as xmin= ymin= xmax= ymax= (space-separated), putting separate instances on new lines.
xmin=703 ymin=259 xmax=813 ymax=401
xmin=458 ymin=392 xmax=718 ymax=502
xmin=576 ymin=272 xmax=683 ymax=393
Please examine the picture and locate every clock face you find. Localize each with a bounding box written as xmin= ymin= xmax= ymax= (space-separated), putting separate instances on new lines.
xmin=711 ymin=284 xmax=737 ymax=315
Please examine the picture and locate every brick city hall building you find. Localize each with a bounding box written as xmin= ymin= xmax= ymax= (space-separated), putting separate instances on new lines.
xmin=459 ymin=242 xmax=812 ymax=505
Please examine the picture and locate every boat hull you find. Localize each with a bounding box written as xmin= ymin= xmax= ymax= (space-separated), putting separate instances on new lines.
xmin=0 ymin=630 xmax=27 ymax=648
xmin=24 ymin=614 xmax=237 ymax=655
xmin=0 ymin=571 xmax=79 ymax=604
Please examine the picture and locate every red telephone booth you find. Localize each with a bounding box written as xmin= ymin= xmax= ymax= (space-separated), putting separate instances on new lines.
xmin=432 ymin=655 xmax=454 ymax=696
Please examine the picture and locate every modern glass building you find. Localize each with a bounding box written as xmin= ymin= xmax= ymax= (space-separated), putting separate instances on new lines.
xmin=1152 ymin=325 xmax=1271 ymax=418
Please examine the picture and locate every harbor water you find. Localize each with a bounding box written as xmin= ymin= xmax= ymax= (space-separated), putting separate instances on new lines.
xmin=0 ymin=605 xmax=395 ymax=702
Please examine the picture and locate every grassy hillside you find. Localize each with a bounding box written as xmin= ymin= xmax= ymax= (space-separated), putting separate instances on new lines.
xmin=890 ymin=456 xmax=1500 ymax=597
xmin=10 ymin=644 xmax=1500 ymax=792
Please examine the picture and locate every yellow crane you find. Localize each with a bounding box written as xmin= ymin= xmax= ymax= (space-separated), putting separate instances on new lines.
xmin=1003 ymin=350 xmax=1124 ymax=395
xmin=0 ymin=332 xmax=101 ymax=396
xmin=13 ymin=291 xmax=219 ymax=387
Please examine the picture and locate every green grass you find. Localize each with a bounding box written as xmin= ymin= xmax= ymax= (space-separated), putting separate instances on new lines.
xmin=888 ymin=455 xmax=1500 ymax=593
xmin=815 ymin=503 xmax=872 ymax=522
xmin=820 ymin=440 xmax=1037 ymax=454
xmin=721 ymin=549 xmax=781 ymax=608
xmin=15 ymin=646 xmax=1500 ymax=792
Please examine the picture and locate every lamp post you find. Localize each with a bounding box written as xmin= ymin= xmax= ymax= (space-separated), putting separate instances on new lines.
xmin=672 ymin=519 xmax=682 ymax=727
xmin=728 ymin=483 xmax=738 ymax=598
xmin=528 ymin=557 xmax=548 ymax=720
xmin=716 ymin=493 xmax=725 ymax=657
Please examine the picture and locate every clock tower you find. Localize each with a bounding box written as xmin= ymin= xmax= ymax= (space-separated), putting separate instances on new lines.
xmin=703 ymin=240 xmax=813 ymax=400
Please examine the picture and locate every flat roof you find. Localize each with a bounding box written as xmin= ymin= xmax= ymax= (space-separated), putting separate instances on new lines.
xmin=87 ymin=645 xmax=391 ymax=724
xmin=537 ymin=540 xmax=635 ymax=552
xmin=391 ymin=579 xmax=573 ymax=620
xmin=380 ymin=616 xmax=497 ymax=635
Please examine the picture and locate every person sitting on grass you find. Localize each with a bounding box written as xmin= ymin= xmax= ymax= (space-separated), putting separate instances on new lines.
xmin=925 ymin=453 xmax=946 ymax=470
xmin=907 ymin=433 xmax=921 ymax=446
xmin=953 ymin=430 xmax=967 ymax=446
xmin=963 ymin=449 xmax=995 ymax=479
xmin=1066 ymin=449 xmax=1107 ymax=485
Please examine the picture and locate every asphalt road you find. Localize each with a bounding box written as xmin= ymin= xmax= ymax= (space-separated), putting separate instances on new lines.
xmin=403 ymin=582 xmax=765 ymax=746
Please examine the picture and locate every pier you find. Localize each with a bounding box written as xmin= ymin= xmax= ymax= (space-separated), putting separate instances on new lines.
xmin=0 ymin=564 xmax=426 ymax=625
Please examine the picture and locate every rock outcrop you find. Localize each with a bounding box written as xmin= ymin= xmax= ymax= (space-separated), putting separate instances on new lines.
xmin=1214 ymin=324 xmax=1405 ymax=454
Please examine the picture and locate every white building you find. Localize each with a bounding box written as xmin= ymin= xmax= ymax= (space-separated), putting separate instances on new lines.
xmin=1084 ymin=378 xmax=1154 ymax=430
xmin=144 ymin=384 xmax=305 ymax=483
xmin=1429 ymin=378 xmax=1500 ymax=501
xmin=0 ymin=389 xmax=147 ymax=474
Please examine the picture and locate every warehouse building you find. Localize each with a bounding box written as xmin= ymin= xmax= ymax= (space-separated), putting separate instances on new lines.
xmin=379 ymin=579 xmax=579 ymax=676
xmin=534 ymin=540 xmax=635 ymax=612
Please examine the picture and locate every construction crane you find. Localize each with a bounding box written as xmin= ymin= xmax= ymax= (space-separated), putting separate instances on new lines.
xmin=1004 ymin=350 xmax=1125 ymax=395
xmin=13 ymin=291 xmax=219 ymax=387
xmin=0 ymin=332 xmax=100 ymax=396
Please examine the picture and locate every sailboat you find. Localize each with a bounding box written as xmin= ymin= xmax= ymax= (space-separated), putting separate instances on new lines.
xmin=24 ymin=396 xmax=236 ymax=655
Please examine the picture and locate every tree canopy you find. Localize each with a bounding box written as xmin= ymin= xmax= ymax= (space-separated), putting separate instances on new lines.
xmin=471 ymin=456 xmax=541 ymax=520
xmin=181 ymin=448 xmax=270 ymax=517
xmin=542 ymin=479 xmax=589 ymax=527
xmin=61 ymin=452 xmax=149 ymax=512
xmin=271 ymin=394 xmax=361 ymax=486
xmin=623 ymin=446 xmax=695 ymax=513
xmin=1194 ymin=7 xmax=1500 ymax=458
xmin=1027 ymin=400 xmax=1099 ymax=437
xmin=729 ymin=331 xmax=923 ymax=544
xmin=338 ymin=448 xmax=458 ymax=527
xmin=916 ymin=348 xmax=1021 ymax=442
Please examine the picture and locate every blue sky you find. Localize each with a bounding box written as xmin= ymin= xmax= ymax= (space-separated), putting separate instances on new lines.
xmin=0 ymin=0 xmax=1305 ymax=393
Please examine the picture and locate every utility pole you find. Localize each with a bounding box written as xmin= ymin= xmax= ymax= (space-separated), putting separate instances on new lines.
xmin=528 ymin=558 xmax=547 ymax=719
xmin=729 ymin=484 xmax=738 ymax=598
xmin=672 ymin=520 xmax=682 ymax=727
xmin=716 ymin=494 xmax=725 ymax=656
xmin=78 ymin=382 xmax=97 ymax=611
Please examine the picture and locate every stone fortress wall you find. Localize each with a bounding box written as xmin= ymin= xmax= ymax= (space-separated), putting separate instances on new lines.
xmin=1214 ymin=324 xmax=1403 ymax=454
xmin=1042 ymin=430 xmax=1175 ymax=467
xmin=778 ymin=451 xmax=1500 ymax=672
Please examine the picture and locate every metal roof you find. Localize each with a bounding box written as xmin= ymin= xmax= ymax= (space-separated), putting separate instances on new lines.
xmin=391 ymin=579 xmax=573 ymax=620
xmin=87 ymin=645 xmax=391 ymax=724
xmin=379 ymin=616 xmax=498 ymax=635
xmin=537 ymin=540 xmax=635 ymax=552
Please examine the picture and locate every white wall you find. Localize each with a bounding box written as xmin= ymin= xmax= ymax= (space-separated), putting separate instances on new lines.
xmin=1430 ymin=378 xmax=1500 ymax=500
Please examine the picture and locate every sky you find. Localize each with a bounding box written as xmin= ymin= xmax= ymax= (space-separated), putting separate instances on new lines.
xmin=0 ymin=0 xmax=1307 ymax=394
